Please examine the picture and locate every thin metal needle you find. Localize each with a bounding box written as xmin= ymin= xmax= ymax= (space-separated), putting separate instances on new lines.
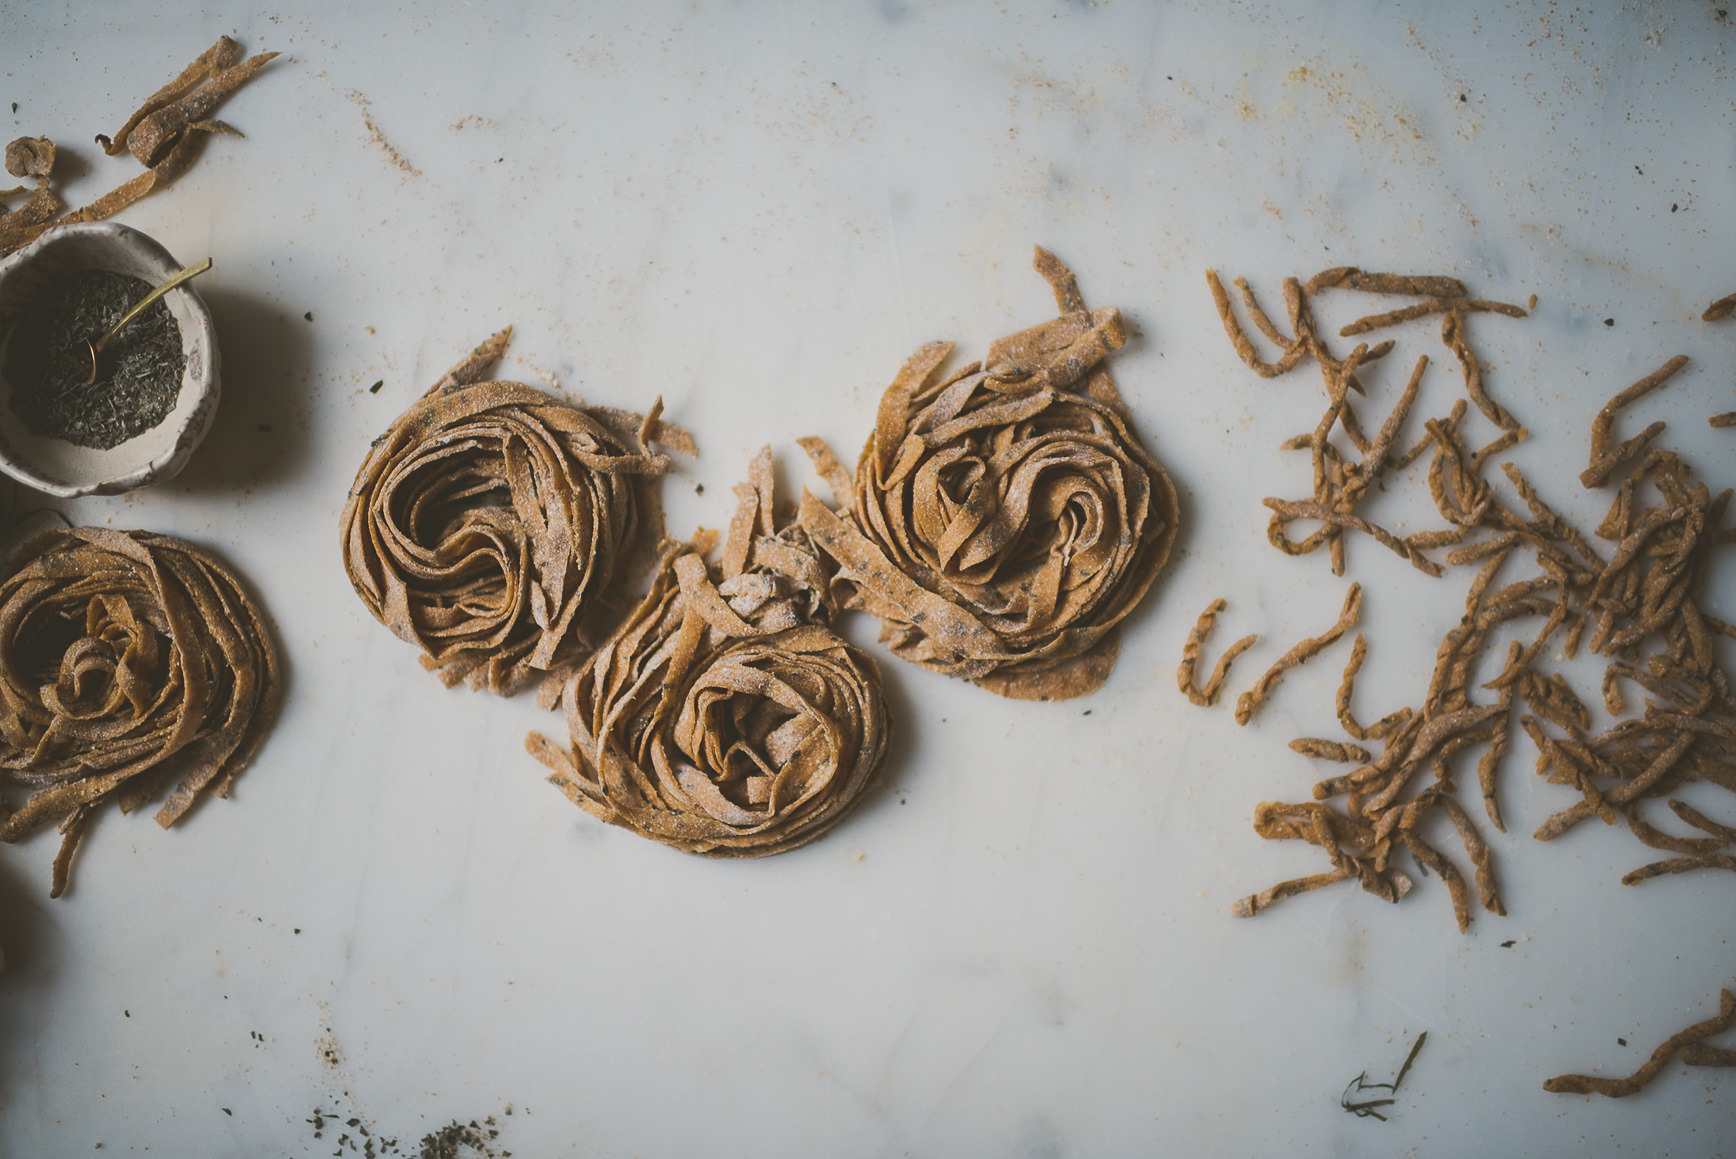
xmin=82 ymin=256 xmax=212 ymax=384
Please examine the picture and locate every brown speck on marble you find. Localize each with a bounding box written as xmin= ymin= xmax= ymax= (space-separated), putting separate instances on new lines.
xmin=345 ymin=89 xmax=421 ymax=176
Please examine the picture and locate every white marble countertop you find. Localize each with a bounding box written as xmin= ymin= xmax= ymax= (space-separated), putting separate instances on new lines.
xmin=2 ymin=2 xmax=1734 ymax=1155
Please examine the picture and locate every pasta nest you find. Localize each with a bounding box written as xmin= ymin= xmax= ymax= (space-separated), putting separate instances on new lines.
xmin=529 ymin=447 xmax=889 ymax=856
xmin=801 ymin=248 xmax=1178 ymax=699
xmin=0 ymin=527 xmax=280 ymax=896
xmin=341 ymin=329 xmax=687 ymax=696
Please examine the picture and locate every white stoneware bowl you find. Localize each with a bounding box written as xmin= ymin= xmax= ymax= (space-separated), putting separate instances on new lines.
xmin=0 ymin=221 xmax=219 ymax=497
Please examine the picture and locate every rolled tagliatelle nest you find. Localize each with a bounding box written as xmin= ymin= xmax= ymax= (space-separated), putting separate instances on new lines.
xmin=0 ymin=527 xmax=280 ymax=896
xmin=341 ymin=328 xmax=693 ymax=698
xmin=526 ymin=444 xmax=890 ymax=856
xmin=799 ymin=247 xmax=1179 ymax=700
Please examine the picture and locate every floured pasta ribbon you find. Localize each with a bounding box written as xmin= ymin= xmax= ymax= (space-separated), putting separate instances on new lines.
xmin=0 ymin=528 xmax=280 ymax=897
xmin=527 ymin=444 xmax=889 ymax=857
xmin=342 ymin=327 xmax=691 ymax=697
xmin=801 ymin=247 xmax=1178 ymax=700
xmin=2 ymin=37 xmax=279 ymax=258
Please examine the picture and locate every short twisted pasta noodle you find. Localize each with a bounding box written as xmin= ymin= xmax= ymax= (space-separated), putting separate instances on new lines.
xmin=0 ymin=527 xmax=280 ymax=896
xmin=341 ymin=329 xmax=685 ymax=696
xmin=527 ymin=446 xmax=889 ymax=856
xmin=802 ymin=248 xmax=1178 ymax=699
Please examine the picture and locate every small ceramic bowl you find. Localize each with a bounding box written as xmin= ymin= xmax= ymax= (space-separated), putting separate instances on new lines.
xmin=0 ymin=222 xmax=219 ymax=498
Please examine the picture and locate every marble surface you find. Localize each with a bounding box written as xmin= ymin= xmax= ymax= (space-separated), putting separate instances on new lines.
xmin=2 ymin=2 xmax=1734 ymax=1155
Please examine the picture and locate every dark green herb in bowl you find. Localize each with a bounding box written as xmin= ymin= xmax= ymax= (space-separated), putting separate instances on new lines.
xmin=3 ymin=268 xmax=185 ymax=449
xmin=0 ymin=221 xmax=220 ymax=498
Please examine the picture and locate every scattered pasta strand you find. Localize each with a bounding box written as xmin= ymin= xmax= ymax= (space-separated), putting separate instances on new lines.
xmin=1340 ymin=297 xmax=1526 ymax=338
xmin=1235 ymin=583 xmax=1362 ymax=726
xmin=1229 ymin=866 xmax=1354 ymax=918
xmin=96 ymin=36 xmax=243 ymax=155
xmin=1263 ymin=499 xmax=1446 ymax=577
xmin=1681 ymin=1043 xmax=1736 ymax=1067
xmin=1620 ymin=854 xmax=1736 ymax=885
xmin=1668 ymin=799 xmax=1736 ymax=842
xmin=1205 ymin=269 xmax=1305 ymax=378
xmin=1545 ymin=989 xmax=1736 ymax=1097
xmin=1304 ymin=268 xmax=1468 ymax=298
xmin=1582 ymin=355 xmax=1688 ymax=486
xmin=1289 ymin=738 xmax=1373 ymax=764
xmin=1177 ymin=598 xmax=1257 ymax=708
xmin=1206 ymin=263 xmax=1736 ymax=1091
xmin=1441 ymin=307 xmax=1521 ymax=431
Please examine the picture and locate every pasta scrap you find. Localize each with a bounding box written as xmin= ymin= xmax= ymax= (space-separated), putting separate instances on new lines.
xmin=1211 ymin=261 xmax=1736 ymax=1099
xmin=1 ymin=37 xmax=280 ymax=259
xmin=1290 ymin=737 xmax=1373 ymax=764
xmin=1235 ymin=583 xmax=1362 ymax=726
xmin=1581 ymin=355 xmax=1686 ymax=489
xmin=0 ymin=137 xmax=66 ymax=256
xmin=1214 ymin=271 xmax=1736 ymax=928
xmin=1177 ymin=597 xmax=1256 ymax=708
xmin=1544 ymin=988 xmax=1736 ymax=1097
xmin=0 ymin=528 xmax=280 ymax=897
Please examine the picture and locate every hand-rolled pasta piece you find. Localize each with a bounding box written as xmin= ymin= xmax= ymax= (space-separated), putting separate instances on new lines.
xmin=0 ymin=528 xmax=280 ymax=897
xmin=527 ymin=445 xmax=889 ymax=856
xmin=1544 ymin=988 xmax=1736 ymax=1097
xmin=802 ymin=248 xmax=1179 ymax=700
xmin=341 ymin=328 xmax=691 ymax=697
xmin=1178 ymin=597 xmax=1257 ymax=708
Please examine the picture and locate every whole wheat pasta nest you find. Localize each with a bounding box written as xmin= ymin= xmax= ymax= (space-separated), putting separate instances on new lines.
xmin=0 ymin=527 xmax=280 ymax=896
xmin=801 ymin=248 xmax=1178 ymax=700
xmin=341 ymin=329 xmax=688 ymax=697
xmin=528 ymin=447 xmax=889 ymax=856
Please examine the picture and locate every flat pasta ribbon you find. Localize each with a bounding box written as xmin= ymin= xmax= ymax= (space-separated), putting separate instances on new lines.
xmin=802 ymin=247 xmax=1178 ymax=700
xmin=0 ymin=527 xmax=280 ymax=897
xmin=2 ymin=37 xmax=280 ymax=259
xmin=527 ymin=445 xmax=889 ymax=856
xmin=341 ymin=328 xmax=688 ymax=697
